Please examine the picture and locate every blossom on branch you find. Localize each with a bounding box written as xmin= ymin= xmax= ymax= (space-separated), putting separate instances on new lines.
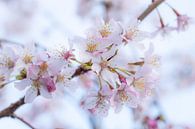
xmin=0 ymin=18 xmax=159 ymax=116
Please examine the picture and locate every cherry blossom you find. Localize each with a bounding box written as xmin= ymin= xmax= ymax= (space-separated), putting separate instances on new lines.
xmin=122 ymin=21 xmax=149 ymax=44
xmin=12 ymin=42 xmax=77 ymax=103
xmin=55 ymin=67 xmax=75 ymax=92
xmin=0 ymin=17 xmax=160 ymax=116
xmin=15 ymin=43 xmax=36 ymax=71
xmin=0 ymin=46 xmax=18 ymax=75
xmin=81 ymin=86 xmax=113 ymax=117
xmin=113 ymin=83 xmax=139 ymax=113
xmin=176 ymin=14 xmax=191 ymax=31
xmin=15 ymin=64 xmax=55 ymax=103
xmin=74 ymin=19 xmax=123 ymax=59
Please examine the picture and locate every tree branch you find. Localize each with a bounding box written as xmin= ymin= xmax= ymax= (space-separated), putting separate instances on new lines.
xmin=11 ymin=113 xmax=35 ymax=129
xmin=138 ymin=0 xmax=165 ymax=21
xmin=0 ymin=97 xmax=25 ymax=118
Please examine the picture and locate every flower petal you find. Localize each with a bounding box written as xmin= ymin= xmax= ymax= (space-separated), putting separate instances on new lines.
xmin=14 ymin=79 xmax=31 ymax=90
xmin=83 ymin=96 xmax=98 ymax=109
xmin=24 ymin=87 xmax=38 ymax=103
xmin=40 ymin=85 xmax=52 ymax=99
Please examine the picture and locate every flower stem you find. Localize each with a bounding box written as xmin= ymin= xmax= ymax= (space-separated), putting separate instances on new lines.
xmin=0 ymin=97 xmax=25 ymax=118
xmin=11 ymin=114 xmax=36 ymax=129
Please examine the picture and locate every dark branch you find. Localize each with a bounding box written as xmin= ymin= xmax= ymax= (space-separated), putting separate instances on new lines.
xmin=138 ymin=0 xmax=165 ymax=21
xmin=0 ymin=97 xmax=25 ymax=118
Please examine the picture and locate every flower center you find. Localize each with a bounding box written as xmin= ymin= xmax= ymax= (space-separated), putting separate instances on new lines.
xmin=119 ymin=91 xmax=129 ymax=102
xmin=149 ymin=55 xmax=160 ymax=67
xmin=39 ymin=62 xmax=48 ymax=73
xmin=86 ymin=42 xmax=98 ymax=53
xmin=23 ymin=54 xmax=33 ymax=64
xmin=5 ymin=58 xmax=15 ymax=69
xmin=62 ymin=51 xmax=73 ymax=61
xmin=57 ymin=74 xmax=65 ymax=83
xmin=134 ymin=77 xmax=145 ymax=90
xmin=99 ymin=24 xmax=112 ymax=38
xmin=125 ymin=28 xmax=139 ymax=40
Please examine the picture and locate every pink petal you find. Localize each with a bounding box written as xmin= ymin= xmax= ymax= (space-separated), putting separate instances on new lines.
xmin=41 ymin=77 xmax=56 ymax=92
xmin=40 ymin=85 xmax=52 ymax=99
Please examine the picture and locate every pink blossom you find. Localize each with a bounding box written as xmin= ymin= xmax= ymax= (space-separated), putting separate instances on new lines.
xmin=176 ymin=14 xmax=191 ymax=31
xmin=81 ymin=87 xmax=112 ymax=117
xmin=122 ymin=21 xmax=149 ymax=44
xmin=147 ymin=119 xmax=158 ymax=129
xmin=15 ymin=58 xmax=57 ymax=103
xmin=74 ymin=19 xmax=123 ymax=59
xmin=144 ymin=43 xmax=160 ymax=69
xmin=0 ymin=46 xmax=18 ymax=75
xmin=41 ymin=77 xmax=56 ymax=93
xmin=15 ymin=43 xmax=36 ymax=70
xmin=113 ymin=83 xmax=139 ymax=113
xmin=55 ymin=68 xmax=74 ymax=89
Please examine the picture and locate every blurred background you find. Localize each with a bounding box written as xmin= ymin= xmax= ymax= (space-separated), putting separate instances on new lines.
xmin=0 ymin=0 xmax=195 ymax=129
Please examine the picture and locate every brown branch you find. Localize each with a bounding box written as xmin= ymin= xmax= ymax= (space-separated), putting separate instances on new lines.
xmin=11 ymin=114 xmax=36 ymax=129
xmin=102 ymin=1 xmax=112 ymax=22
xmin=0 ymin=97 xmax=25 ymax=118
xmin=138 ymin=0 xmax=165 ymax=21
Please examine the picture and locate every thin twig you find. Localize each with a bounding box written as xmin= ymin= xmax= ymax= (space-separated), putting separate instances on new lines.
xmin=0 ymin=39 xmax=24 ymax=47
xmin=138 ymin=0 xmax=165 ymax=21
xmin=102 ymin=1 xmax=112 ymax=22
xmin=11 ymin=114 xmax=36 ymax=129
xmin=0 ymin=38 xmax=46 ymax=50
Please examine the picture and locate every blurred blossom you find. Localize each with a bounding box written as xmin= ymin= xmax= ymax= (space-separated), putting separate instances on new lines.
xmin=0 ymin=0 xmax=37 ymax=35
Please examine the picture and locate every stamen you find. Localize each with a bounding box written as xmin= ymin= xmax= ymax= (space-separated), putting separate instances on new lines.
xmin=99 ymin=23 xmax=112 ymax=38
xmin=119 ymin=91 xmax=129 ymax=102
xmin=134 ymin=77 xmax=145 ymax=90
xmin=86 ymin=42 xmax=98 ymax=53
xmin=39 ymin=62 xmax=48 ymax=73
xmin=23 ymin=54 xmax=33 ymax=64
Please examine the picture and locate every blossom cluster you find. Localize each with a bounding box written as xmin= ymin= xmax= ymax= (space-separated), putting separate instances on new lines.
xmin=74 ymin=19 xmax=159 ymax=116
xmin=154 ymin=2 xmax=192 ymax=36
xmin=0 ymin=43 xmax=75 ymax=102
xmin=0 ymin=19 xmax=159 ymax=116
xmin=77 ymin=0 xmax=192 ymax=36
